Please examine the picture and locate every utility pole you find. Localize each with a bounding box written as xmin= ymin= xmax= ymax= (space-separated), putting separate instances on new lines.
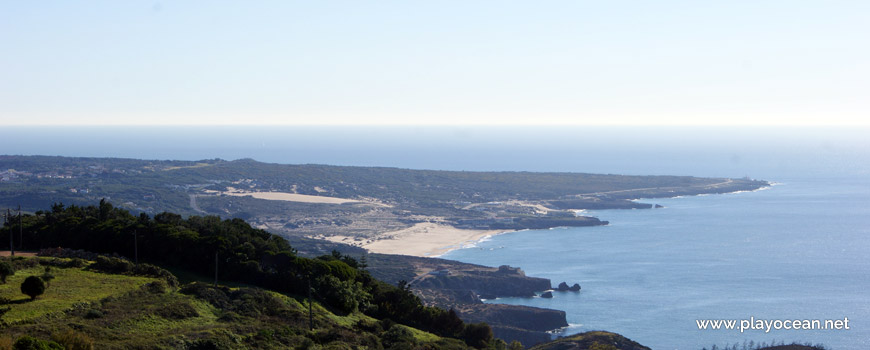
xmin=214 ymin=251 xmax=219 ymax=287
xmin=308 ymin=275 xmax=313 ymax=330
xmin=18 ymin=205 xmax=22 ymax=250
xmin=6 ymin=209 xmax=12 ymax=257
xmin=133 ymin=230 xmax=138 ymax=264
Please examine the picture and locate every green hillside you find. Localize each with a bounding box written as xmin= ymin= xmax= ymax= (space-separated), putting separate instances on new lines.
xmin=0 ymin=256 xmax=469 ymax=349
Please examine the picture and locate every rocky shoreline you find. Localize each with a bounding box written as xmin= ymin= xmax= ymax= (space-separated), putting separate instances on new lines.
xmin=367 ymin=254 xmax=579 ymax=347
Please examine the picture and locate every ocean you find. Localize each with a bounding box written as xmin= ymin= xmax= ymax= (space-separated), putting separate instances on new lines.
xmin=2 ymin=125 xmax=868 ymax=349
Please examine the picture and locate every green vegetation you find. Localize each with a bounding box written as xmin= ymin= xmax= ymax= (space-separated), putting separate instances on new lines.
xmin=1 ymin=202 xmax=499 ymax=349
xmin=0 ymin=260 xmax=155 ymax=323
xmin=0 ymin=261 xmax=13 ymax=283
xmin=0 ymin=256 xmax=484 ymax=349
xmin=19 ymin=276 xmax=45 ymax=300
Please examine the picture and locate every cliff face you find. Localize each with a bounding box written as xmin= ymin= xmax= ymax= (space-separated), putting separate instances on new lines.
xmin=413 ymin=271 xmax=552 ymax=298
xmin=368 ymin=254 xmax=570 ymax=347
xmin=456 ymin=304 xmax=568 ymax=332
xmin=453 ymin=304 xmax=567 ymax=347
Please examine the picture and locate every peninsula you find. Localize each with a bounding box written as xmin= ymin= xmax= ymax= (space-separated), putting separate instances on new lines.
xmin=0 ymin=156 xmax=768 ymax=257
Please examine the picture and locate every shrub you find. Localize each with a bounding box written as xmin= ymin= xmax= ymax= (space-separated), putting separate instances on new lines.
xmin=460 ymin=323 xmax=493 ymax=349
xmin=0 ymin=261 xmax=14 ymax=283
xmin=51 ymin=330 xmax=94 ymax=350
xmin=186 ymin=338 xmax=229 ymax=350
xmin=381 ymin=325 xmax=416 ymax=349
xmin=38 ymin=257 xmax=87 ymax=269
xmin=156 ymin=301 xmax=199 ymax=319
xmin=89 ymin=256 xmax=133 ymax=274
xmin=84 ymin=309 xmax=104 ymax=319
xmin=142 ymin=280 xmax=168 ymax=294
xmin=21 ymin=276 xmax=46 ymax=300
xmin=133 ymin=263 xmax=179 ymax=288
xmin=180 ymin=283 xmax=231 ymax=309
xmin=12 ymin=336 xmax=63 ymax=350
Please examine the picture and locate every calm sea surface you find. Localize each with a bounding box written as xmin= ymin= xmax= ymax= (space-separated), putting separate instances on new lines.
xmin=3 ymin=126 xmax=868 ymax=349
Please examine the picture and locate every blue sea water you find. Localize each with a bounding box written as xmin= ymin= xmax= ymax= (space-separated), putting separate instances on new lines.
xmin=2 ymin=125 xmax=869 ymax=349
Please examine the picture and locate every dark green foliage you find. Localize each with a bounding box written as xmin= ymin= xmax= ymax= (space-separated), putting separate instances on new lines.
xmin=461 ymin=322 xmax=494 ymax=349
xmin=314 ymin=275 xmax=370 ymax=314
xmin=84 ymin=309 xmax=104 ymax=319
xmin=187 ymin=338 xmax=231 ymax=350
xmin=2 ymin=201 xmax=494 ymax=348
xmin=142 ymin=280 xmax=169 ymax=294
xmin=132 ymin=263 xmax=179 ymax=288
xmin=38 ymin=257 xmax=87 ymax=269
xmin=21 ymin=276 xmax=46 ymax=300
xmin=12 ymin=336 xmax=63 ymax=350
xmin=381 ymin=324 xmax=417 ymax=349
xmin=89 ymin=256 xmax=133 ymax=274
xmin=0 ymin=260 xmax=14 ymax=283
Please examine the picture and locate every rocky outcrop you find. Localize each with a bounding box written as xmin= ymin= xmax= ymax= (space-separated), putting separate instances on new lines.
xmin=413 ymin=267 xmax=551 ymax=298
xmin=488 ymin=216 xmax=607 ymax=230
xmin=415 ymin=288 xmax=483 ymax=307
xmin=530 ymin=331 xmax=651 ymax=350
xmin=456 ymin=304 xmax=568 ymax=332
xmin=547 ymin=198 xmax=652 ymax=210
xmin=556 ymin=282 xmax=581 ymax=292
xmin=456 ymin=304 xmax=568 ymax=347
xmin=541 ymin=291 xmax=553 ymax=298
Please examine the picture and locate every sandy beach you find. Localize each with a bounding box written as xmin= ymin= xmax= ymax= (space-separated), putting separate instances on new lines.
xmin=204 ymin=187 xmax=364 ymax=204
xmin=324 ymin=223 xmax=509 ymax=257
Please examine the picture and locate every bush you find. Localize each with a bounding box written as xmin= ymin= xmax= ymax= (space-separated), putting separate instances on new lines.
xmin=38 ymin=257 xmax=86 ymax=269
xmin=381 ymin=325 xmax=416 ymax=349
xmin=142 ymin=280 xmax=168 ymax=294
xmin=12 ymin=336 xmax=63 ymax=350
xmin=133 ymin=263 xmax=179 ymax=288
xmin=180 ymin=283 xmax=231 ymax=309
xmin=460 ymin=323 xmax=493 ymax=349
xmin=89 ymin=256 xmax=133 ymax=274
xmin=156 ymin=301 xmax=199 ymax=319
xmin=0 ymin=261 xmax=14 ymax=283
xmin=84 ymin=309 xmax=104 ymax=319
xmin=51 ymin=330 xmax=94 ymax=350
xmin=21 ymin=276 xmax=46 ymax=300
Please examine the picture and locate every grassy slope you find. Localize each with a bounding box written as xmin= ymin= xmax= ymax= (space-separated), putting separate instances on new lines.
xmin=0 ymin=258 xmax=457 ymax=350
xmin=0 ymin=264 xmax=155 ymax=323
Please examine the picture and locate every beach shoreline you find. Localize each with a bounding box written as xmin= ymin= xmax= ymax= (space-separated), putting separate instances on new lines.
xmin=323 ymin=223 xmax=511 ymax=257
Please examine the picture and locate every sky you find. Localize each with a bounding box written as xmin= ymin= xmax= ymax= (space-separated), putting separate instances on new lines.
xmin=1 ymin=1 xmax=868 ymax=126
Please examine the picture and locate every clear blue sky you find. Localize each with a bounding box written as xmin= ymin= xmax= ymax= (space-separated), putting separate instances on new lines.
xmin=1 ymin=1 xmax=868 ymax=126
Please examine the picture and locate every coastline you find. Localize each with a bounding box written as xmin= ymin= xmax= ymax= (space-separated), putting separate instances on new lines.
xmin=323 ymin=222 xmax=512 ymax=257
xmin=322 ymin=184 xmax=772 ymax=258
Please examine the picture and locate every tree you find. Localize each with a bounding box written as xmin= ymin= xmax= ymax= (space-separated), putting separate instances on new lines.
xmin=21 ymin=276 xmax=46 ymax=300
xmin=0 ymin=261 xmax=14 ymax=283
